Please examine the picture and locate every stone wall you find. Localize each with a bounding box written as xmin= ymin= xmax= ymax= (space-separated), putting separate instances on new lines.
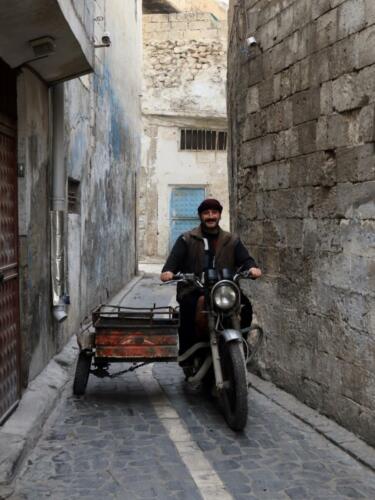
xmin=228 ymin=0 xmax=375 ymax=445
xmin=143 ymin=12 xmax=227 ymax=117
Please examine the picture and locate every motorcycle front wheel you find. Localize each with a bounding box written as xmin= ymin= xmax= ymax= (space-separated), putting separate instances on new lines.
xmin=220 ymin=341 xmax=248 ymax=431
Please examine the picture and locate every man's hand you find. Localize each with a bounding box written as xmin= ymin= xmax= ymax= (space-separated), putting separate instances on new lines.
xmin=249 ymin=267 xmax=262 ymax=279
xmin=160 ymin=271 xmax=174 ymax=282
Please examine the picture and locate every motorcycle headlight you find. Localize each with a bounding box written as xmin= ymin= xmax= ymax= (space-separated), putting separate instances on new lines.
xmin=212 ymin=283 xmax=238 ymax=311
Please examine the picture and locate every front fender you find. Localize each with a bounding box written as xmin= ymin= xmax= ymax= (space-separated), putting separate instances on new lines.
xmin=220 ymin=329 xmax=242 ymax=343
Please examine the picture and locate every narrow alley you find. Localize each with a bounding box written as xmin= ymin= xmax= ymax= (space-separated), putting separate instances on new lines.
xmin=7 ymin=274 xmax=375 ymax=500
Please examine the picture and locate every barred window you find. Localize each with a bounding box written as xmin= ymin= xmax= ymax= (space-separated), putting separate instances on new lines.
xmin=180 ymin=129 xmax=227 ymax=151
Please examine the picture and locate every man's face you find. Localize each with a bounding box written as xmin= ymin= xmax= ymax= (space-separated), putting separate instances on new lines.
xmin=200 ymin=209 xmax=221 ymax=230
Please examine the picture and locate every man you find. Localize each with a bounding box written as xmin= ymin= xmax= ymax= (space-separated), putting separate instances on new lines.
xmin=160 ymin=198 xmax=262 ymax=358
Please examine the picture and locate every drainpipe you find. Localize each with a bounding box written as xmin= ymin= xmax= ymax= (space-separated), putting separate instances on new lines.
xmin=51 ymin=83 xmax=67 ymax=322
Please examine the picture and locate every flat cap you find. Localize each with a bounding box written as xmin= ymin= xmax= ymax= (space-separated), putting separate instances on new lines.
xmin=198 ymin=198 xmax=223 ymax=214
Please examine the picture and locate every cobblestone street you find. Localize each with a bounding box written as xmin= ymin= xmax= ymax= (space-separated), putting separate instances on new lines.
xmin=8 ymin=276 xmax=375 ymax=499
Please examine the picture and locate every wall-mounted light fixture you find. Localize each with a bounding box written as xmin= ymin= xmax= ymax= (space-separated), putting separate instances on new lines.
xmin=94 ymin=32 xmax=112 ymax=48
xmin=29 ymin=36 xmax=56 ymax=57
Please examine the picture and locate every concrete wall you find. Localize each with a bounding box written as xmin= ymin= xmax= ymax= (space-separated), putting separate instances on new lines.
xmin=140 ymin=12 xmax=229 ymax=259
xmin=228 ymin=0 xmax=375 ymax=445
xmin=17 ymin=0 xmax=142 ymax=384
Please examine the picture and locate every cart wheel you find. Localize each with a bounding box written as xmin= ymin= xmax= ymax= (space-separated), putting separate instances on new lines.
xmin=73 ymin=351 xmax=92 ymax=395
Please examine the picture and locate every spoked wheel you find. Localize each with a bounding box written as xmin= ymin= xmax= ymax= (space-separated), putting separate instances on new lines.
xmin=219 ymin=341 xmax=248 ymax=431
xmin=73 ymin=351 xmax=92 ymax=395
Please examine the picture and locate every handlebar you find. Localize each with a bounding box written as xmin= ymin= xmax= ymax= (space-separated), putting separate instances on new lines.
xmin=161 ymin=270 xmax=255 ymax=286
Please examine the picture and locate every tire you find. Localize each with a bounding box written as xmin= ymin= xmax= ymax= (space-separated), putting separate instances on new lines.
xmin=219 ymin=341 xmax=248 ymax=431
xmin=73 ymin=351 xmax=92 ymax=395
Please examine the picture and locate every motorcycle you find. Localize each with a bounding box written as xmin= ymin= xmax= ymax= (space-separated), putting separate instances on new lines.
xmin=167 ymin=268 xmax=263 ymax=431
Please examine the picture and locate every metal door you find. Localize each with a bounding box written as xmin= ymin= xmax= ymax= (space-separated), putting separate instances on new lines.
xmin=0 ymin=113 xmax=20 ymax=423
xmin=170 ymin=187 xmax=205 ymax=248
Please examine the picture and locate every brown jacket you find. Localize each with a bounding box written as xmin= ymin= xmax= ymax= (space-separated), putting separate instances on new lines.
xmin=176 ymin=226 xmax=239 ymax=301
xmin=182 ymin=226 xmax=238 ymax=276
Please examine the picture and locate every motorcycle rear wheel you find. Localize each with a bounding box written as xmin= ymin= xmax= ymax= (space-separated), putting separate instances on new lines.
xmin=220 ymin=341 xmax=248 ymax=431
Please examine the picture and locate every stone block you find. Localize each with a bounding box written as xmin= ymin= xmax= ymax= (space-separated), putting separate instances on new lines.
xmin=358 ymin=104 xmax=375 ymax=143
xmin=309 ymin=49 xmax=330 ymax=86
xmin=275 ymin=130 xmax=286 ymax=160
xmin=337 ymin=180 xmax=375 ymax=219
xmin=238 ymin=194 xmax=257 ymax=220
xmin=248 ymin=56 xmax=264 ymax=86
xmin=278 ymin=5 xmax=295 ymax=40
xmin=280 ymin=68 xmax=292 ymax=99
xmin=188 ymin=21 xmax=211 ymax=31
xmin=297 ymin=120 xmax=317 ymax=154
xmin=356 ymin=25 xmax=375 ymax=69
xmin=327 ymin=113 xmax=350 ymax=148
xmin=263 ymin=187 xmax=312 ymax=219
xmin=293 ymin=0 xmax=312 ymax=29
xmin=357 ymin=65 xmax=375 ymax=105
xmin=320 ymin=81 xmax=333 ymax=115
xmin=290 ymin=150 xmax=336 ymax=187
xmin=312 ymin=0 xmax=332 ymax=20
xmin=365 ymin=0 xmax=375 ymax=26
xmin=262 ymin=134 xmax=276 ymax=164
xmin=297 ymin=22 xmax=317 ymax=60
xmin=268 ymin=99 xmax=293 ymax=133
xmin=258 ymin=78 xmax=274 ymax=108
xmin=329 ymin=36 xmax=357 ymax=79
xmin=311 ymin=185 xmax=338 ymax=218
xmin=246 ymin=86 xmax=260 ymax=114
xmin=292 ymin=88 xmax=321 ymax=125
xmin=337 ymin=144 xmax=375 ymax=182
xmin=300 ymin=58 xmax=311 ymax=91
xmin=273 ymin=73 xmax=281 ymax=101
xmin=246 ymin=6 xmax=259 ymax=34
xmin=244 ymin=110 xmax=267 ymax=140
xmin=284 ymin=127 xmax=300 ymax=157
xmin=241 ymin=140 xmax=257 ymax=167
xmin=338 ymin=0 xmax=366 ymax=39
xmin=257 ymin=161 xmax=290 ymax=191
xmin=316 ymin=9 xmax=338 ymax=50
xmin=332 ymin=73 xmax=367 ymax=112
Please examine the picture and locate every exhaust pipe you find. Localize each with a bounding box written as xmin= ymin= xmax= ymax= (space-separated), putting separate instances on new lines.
xmin=51 ymin=83 xmax=67 ymax=323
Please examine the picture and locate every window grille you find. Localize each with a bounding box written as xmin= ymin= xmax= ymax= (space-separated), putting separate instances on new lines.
xmin=180 ymin=129 xmax=227 ymax=151
xmin=68 ymin=178 xmax=80 ymax=214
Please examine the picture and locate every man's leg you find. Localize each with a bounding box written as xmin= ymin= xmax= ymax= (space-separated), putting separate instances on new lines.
xmin=240 ymin=294 xmax=253 ymax=330
xmin=177 ymin=292 xmax=200 ymax=358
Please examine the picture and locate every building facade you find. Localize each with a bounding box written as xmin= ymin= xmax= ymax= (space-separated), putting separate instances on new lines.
xmin=0 ymin=0 xmax=142 ymax=423
xmin=228 ymin=0 xmax=375 ymax=445
xmin=139 ymin=9 xmax=229 ymax=260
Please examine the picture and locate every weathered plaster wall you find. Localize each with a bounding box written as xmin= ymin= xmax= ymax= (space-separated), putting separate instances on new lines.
xmin=140 ymin=12 xmax=229 ymax=259
xmin=17 ymin=69 xmax=53 ymax=384
xmin=16 ymin=0 xmax=142 ymax=385
xmin=228 ymin=0 xmax=375 ymax=445
xmin=140 ymin=117 xmax=229 ymax=258
xmin=65 ymin=0 xmax=142 ymax=323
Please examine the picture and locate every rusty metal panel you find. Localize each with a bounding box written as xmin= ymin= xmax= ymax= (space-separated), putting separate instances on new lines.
xmin=95 ymin=331 xmax=178 ymax=346
xmin=0 ymin=115 xmax=20 ymax=422
xmin=95 ymin=345 xmax=178 ymax=360
xmin=95 ymin=331 xmax=178 ymax=360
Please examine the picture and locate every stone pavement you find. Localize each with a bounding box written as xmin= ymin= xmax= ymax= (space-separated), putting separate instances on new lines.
xmin=4 ymin=274 xmax=375 ymax=499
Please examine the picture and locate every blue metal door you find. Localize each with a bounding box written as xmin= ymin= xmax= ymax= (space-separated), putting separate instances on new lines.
xmin=170 ymin=188 xmax=205 ymax=248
